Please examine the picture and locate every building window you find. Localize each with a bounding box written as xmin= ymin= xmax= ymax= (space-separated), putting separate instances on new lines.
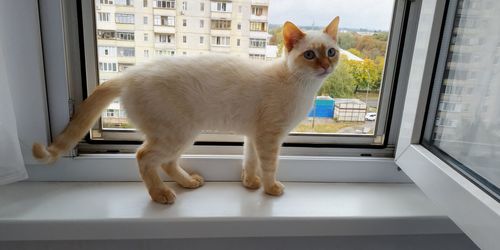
xmin=237 ymin=38 xmax=240 ymax=46
xmin=250 ymin=22 xmax=267 ymax=32
xmin=144 ymin=33 xmax=148 ymax=41
xmin=183 ymin=36 xmax=187 ymax=43
xmin=249 ymin=54 xmax=266 ymax=60
xmin=249 ymin=38 xmax=266 ymax=48
xmin=100 ymin=0 xmax=114 ymax=5
xmin=183 ymin=51 xmax=187 ymax=55
xmin=98 ymin=62 xmax=118 ymax=72
xmin=117 ymin=47 xmax=135 ymax=57
xmin=98 ymin=46 xmax=116 ymax=57
xmin=97 ymin=30 xmax=116 ymax=40
xmin=183 ymin=19 xmax=187 ymax=27
xmin=116 ymin=31 xmax=135 ymax=41
xmin=143 ymin=16 xmax=148 ymax=24
xmin=200 ymin=20 xmax=204 ymax=28
xmin=200 ymin=2 xmax=204 ymax=11
xmin=155 ymin=49 xmax=175 ymax=56
xmin=200 ymin=36 xmax=204 ymax=44
xmin=211 ymin=36 xmax=230 ymax=46
xmin=153 ymin=0 xmax=175 ymax=9
xmin=155 ymin=33 xmax=174 ymax=43
xmin=211 ymin=20 xmax=231 ymax=30
xmin=251 ymin=6 xmax=263 ymax=16
xmin=237 ymin=23 xmax=241 ymax=30
xmin=115 ymin=13 xmax=135 ymax=24
xmin=118 ymin=63 xmax=134 ymax=72
xmin=98 ymin=12 xmax=110 ymax=22
xmin=143 ymin=0 xmax=147 ymax=7
xmin=182 ymin=1 xmax=187 ymax=10
xmin=144 ymin=49 xmax=149 ymax=57
xmin=154 ymin=15 xmax=175 ymax=26
xmin=115 ymin=0 xmax=134 ymax=6
xmin=211 ymin=2 xmax=232 ymax=12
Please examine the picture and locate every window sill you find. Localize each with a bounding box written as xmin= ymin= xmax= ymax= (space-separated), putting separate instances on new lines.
xmin=0 ymin=182 xmax=462 ymax=241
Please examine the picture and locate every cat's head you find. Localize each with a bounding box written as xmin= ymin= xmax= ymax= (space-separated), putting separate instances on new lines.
xmin=283 ymin=17 xmax=340 ymax=79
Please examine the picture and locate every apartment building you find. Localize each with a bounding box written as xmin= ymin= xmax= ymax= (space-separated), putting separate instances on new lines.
xmin=95 ymin=0 xmax=270 ymax=83
xmin=95 ymin=0 xmax=269 ymax=127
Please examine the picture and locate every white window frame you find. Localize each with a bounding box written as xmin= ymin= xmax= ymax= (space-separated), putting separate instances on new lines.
xmin=30 ymin=0 xmax=419 ymax=184
xmin=77 ymin=0 xmax=410 ymax=149
xmin=97 ymin=12 xmax=110 ymax=22
xmin=115 ymin=13 xmax=135 ymax=24
xmin=394 ymin=1 xmax=500 ymax=249
xmin=211 ymin=1 xmax=232 ymax=12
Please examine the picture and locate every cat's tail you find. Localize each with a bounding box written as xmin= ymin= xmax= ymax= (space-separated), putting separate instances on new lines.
xmin=32 ymin=80 xmax=123 ymax=164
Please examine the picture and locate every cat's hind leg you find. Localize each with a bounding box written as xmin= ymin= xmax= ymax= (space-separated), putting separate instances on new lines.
xmin=161 ymin=159 xmax=204 ymax=189
xmin=241 ymin=137 xmax=261 ymax=189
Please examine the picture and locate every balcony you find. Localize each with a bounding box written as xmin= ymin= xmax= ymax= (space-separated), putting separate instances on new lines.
xmin=250 ymin=14 xmax=267 ymax=22
xmin=210 ymin=45 xmax=231 ymax=54
xmin=154 ymin=42 xmax=176 ymax=49
xmin=117 ymin=56 xmax=136 ymax=64
xmin=249 ymin=47 xmax=266 ymax=55
xmin=211 ymin=11 xmax=232 ymax=20
xmin=249 ymin=31 xmax=269 ymax=39
xmin=153 ymin=25 xmax=176 ymax=34
xmin=251 ymin=0 xmax=269 ymax=6
xmin=210 ymin=29 xmax=231 ymax=37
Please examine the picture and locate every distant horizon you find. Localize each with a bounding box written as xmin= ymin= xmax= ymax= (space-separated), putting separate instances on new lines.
xmin=268 ymin=0 xmax=394 ymax=31
xmin=268 ymin=23 xmax=390 ymax=32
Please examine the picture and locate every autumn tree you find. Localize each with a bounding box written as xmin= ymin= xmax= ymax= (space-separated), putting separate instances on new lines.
xmin=319 ymin=56 xmax=357 ymax=98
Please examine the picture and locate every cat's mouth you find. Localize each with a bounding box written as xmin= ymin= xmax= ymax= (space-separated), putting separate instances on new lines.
xmin=317 ymin=69 xmax=332 ymax=77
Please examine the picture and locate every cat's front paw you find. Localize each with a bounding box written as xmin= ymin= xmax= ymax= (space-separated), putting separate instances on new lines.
xmin=242 ymin=171 xmax=261 ymax=189
xmin=149 ymin=188 xmax=176 ymax=204
xmin=179 ymin=174 xmax=205 ymax=189
xmin=264 ymin=181 xmax=285 ymax=196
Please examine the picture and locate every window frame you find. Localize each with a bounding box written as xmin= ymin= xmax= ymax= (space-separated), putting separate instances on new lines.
xmin=73 ymin=0 xmax=414 ymax=154
xmin=394 ymin=0 xmax=500 ymax=249
xmin=37 ymin=0 xmax=417 ymax=175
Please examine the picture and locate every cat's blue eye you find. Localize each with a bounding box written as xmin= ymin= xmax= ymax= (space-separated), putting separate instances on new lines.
xmin=327 ymin=48 xmax=336 ymax=57
xmin=303 ymin=50 xmax=316 ymax=60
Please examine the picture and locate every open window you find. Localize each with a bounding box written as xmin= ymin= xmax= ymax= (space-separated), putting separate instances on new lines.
xmin=395 ymin=0 xmax=500 ymax=249
xmin=40 ymin=0 xmax=419 ymax=158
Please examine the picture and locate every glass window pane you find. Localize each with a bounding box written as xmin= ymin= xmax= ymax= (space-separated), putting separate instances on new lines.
xmin=429 ymin=0 xmax=500 ymax=192
xmin=94 ymin=0 xmax=394 ymax=136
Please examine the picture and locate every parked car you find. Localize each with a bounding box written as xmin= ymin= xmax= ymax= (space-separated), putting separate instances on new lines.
xmin=365 ymin=113 xmax=377 ymax=121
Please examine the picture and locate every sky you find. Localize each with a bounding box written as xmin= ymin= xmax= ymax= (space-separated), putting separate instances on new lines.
xmin=268 ymin=0 xmax=395 ymax=31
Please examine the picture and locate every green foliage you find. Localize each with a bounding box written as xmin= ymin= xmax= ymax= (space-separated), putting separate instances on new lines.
xmin=319 ymin=56 xmax=357 ymax=98
xmin=269 ymin=26 xmax=284 ymax=57
xmin=347 ymin=48 xmax=363 ymax=58
xmin=338 ymin=32 xmax=356 ymax=50
xmin=345 ymin=57 xmax=384 ymax=91
xmin=372 ymin=32 xmax=389 ymax=42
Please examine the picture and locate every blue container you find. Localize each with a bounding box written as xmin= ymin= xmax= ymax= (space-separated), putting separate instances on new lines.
xmin=307 ymin=96 xmax=335 ymax=118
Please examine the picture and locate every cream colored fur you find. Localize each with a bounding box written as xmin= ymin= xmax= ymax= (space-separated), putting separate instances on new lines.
xmin=33 ymin=18 xmax=340 ymax=204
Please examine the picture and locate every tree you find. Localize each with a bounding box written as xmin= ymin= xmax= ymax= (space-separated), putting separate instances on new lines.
xmin=347 ymin=48 xmax=364 ymax=58
xmin=345 ymin=57 xmax=384 ymax=91
xmin=338 ymin=32 xmax=356 ymax=50
xmin=318 ymin=56 xmax=357 ymax=98
xmin=269 ymin=26 xmax=284 ymax=57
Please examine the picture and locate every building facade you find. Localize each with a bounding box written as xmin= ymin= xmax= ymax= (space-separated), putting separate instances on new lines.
xmin=95 ymin=0 xmax=270 ymax=83
xmin=95 ymin=0 xmax=270 ymax=127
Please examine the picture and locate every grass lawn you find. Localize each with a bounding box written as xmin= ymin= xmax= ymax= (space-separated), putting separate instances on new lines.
xmin=293 ymin=121 xmax=363 ymax=133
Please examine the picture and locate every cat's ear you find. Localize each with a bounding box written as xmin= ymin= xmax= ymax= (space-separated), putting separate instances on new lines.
xmin=283 ymin=21 xmax=305 ymax=52
xmin=324 ymin=16 xmax=340 ymax=41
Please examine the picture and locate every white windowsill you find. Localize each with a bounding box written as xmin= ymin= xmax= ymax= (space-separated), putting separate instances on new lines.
xmin=0 ymin=182 xmax=462 ymax=241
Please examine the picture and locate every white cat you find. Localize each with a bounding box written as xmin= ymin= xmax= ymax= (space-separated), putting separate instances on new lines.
xmin=33 ymin=17 xmax=340 ymax=204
